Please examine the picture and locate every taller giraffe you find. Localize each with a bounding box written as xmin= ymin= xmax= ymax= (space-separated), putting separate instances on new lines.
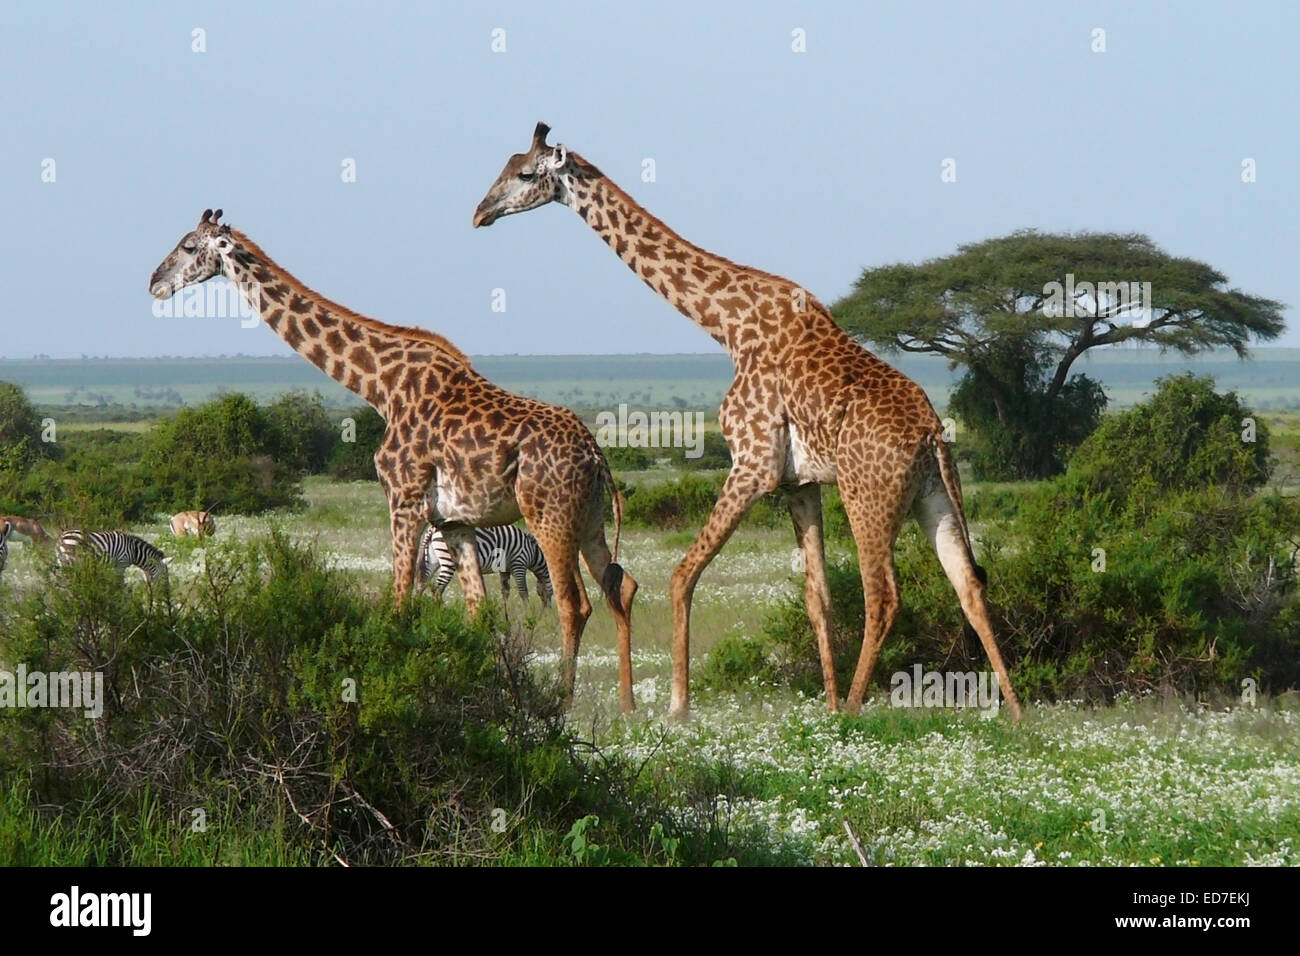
xmin=474 ymin=124 xmax=1021 ymax=722
xmin=148 ymin=209 xmax=638 ymax=712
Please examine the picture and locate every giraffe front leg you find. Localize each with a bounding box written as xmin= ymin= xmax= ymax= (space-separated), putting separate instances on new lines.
xmin=387 ymin=503 xmax=425 ymax=603
xmin=376 ymin=452 xmax=435 ymax=604
xmin=669 ymin=465 xmax=779 ymax=721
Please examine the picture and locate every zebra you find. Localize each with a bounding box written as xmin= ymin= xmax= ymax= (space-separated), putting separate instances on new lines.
xmin=57 ymin=530 xmax=169 ymax=582
xmin=0 ymin=521 xmax=11 ymax=579
xmin=418 ymin=524 xmax=553 ymax=607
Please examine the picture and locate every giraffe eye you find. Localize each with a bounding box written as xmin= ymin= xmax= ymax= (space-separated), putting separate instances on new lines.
xmin=182 ymin=242 xmax=197 ymax=253
xmin=518 ymin=167 xmax=536 ymax=182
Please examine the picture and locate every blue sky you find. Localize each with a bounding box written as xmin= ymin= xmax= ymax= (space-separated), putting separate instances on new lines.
xmin=2 ymin=0 xmax=1296 ymax=357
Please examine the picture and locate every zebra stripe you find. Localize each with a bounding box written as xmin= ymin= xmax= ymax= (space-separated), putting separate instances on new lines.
xmin=0 ymin=521 xmax=11 ymax=577
xmin=57 ymin=530 xmax=169 ymax=581
xmin=418 ymin=525 xmax=552 ymax=606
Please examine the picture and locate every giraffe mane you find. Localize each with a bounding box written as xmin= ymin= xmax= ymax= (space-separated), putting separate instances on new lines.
xmin=229 ymin=229 xmax=473 ymax=367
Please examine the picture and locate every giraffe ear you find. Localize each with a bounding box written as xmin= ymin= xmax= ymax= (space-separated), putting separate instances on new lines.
xmin=545 ymin=145 xmax=567 ymax=171
xmin=532 ymin=121 xmax=551 ymax=151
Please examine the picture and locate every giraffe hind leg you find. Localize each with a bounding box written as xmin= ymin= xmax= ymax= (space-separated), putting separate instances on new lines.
xmin=836 ymin=460 xmax=913 ymax=715
xmin=912 ymin=487 xmax=1022 ymax=721
xmin=578 ymin=523 xmax=637 ymax=715
xmin=788 ymin=483 xmax=839 ymax=711
xmin=533 ymin=531 xmax=586 ymax=709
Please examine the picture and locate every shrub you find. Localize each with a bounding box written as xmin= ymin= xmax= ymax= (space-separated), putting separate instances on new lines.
xmin=136 ymin=393 xmax=302 ymax=514
xmin=622 ymin=473 xmax=787 ymax=530
xmin=263 ymin=390 xmax=337 ymax=475
xmin=679 ymin=430 xmax=732 ymax=470
xmin=326 ymin=407 xmax=385 ymax=482
xmin=7 ymin=431 xmax=148 ymax=527
xmin=1068 ymin=373 xmax=1271 ymax=502
xmin=602 ymin=444 xmax=653 ymax=471
xmin=0 ymin=534 xmax=778 ymax=865
xmin=0 ymin=381 xmax=50 ymax=471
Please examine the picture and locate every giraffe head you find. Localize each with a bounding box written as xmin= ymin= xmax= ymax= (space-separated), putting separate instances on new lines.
xmin=149 ymin=208 xmax=235 ymax=298
xmin=472 ymin=122 xmax=579 ymax=228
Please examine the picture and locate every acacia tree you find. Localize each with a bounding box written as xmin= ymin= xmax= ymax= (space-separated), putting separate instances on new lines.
xmin=833 ymin=231 xmax=1285 ymax=479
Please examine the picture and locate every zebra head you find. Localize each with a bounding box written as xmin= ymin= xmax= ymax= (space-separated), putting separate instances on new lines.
xmin=149 ymin=208 xmax=235 ymax=299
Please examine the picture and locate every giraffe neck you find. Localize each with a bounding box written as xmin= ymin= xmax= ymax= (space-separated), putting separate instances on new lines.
xmin=221 ymin=230 xmax=471 ymax=413
xmin=562 ymin=163 xmax=796 ymax=357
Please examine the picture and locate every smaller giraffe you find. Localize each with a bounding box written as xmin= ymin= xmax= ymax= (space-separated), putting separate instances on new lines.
xmin=148 ymin=210 xmax=638 ymax=711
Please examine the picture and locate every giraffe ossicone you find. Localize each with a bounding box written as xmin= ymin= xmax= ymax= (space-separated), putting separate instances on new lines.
xmin=475 ymin=123 xmax=1023 ymax=723
xmin=148 ymin=208 xmax=640 ymax=713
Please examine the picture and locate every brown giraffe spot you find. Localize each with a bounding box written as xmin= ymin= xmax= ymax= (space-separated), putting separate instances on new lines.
xmin=350 ymin=348 xmax=376 ymax=373
xmin=282 ymin=317 xmax=304 ymax=350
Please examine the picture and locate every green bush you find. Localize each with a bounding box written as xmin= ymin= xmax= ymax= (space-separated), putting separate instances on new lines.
xmin=1068 ymin=373 xmax=1270 ymax=502
xmin=601 ymin=444 xmax=653 ymax=471
xmin=136 ymin=393 xmax=302 ymax=514
xmin=679 ymin=430 xmax=732 ymax=470
xmin=0 ymin=429 xmax=149 ymax=527
xmin=622 ymin=473 xmax=788 ymax=530
xmin=263 ymin=390 xmax=337 ymax=475
xmin=0 ymin=534 xmax=779 ymax=865
xmin=699 ymin=633 xmax=778 ymax=690
xmin=326 ymin=407 xmax=385 ymax=482
xmin=0 ymin=381 xmax=50 ymax=471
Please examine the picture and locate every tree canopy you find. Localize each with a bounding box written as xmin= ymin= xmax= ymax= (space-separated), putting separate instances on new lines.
xmin=833 ymin=231 xmax=1286 ymax=479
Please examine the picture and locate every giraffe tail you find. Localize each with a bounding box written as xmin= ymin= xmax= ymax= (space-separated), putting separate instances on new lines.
xmin=930 ymin=425 xmax=977 ymax=565
xmin=599 ymin=455 xmax=627 ymax=608
xmin=599 ymin=455 xmax=624 ymax=564
xmin=930 ymin=425 xmax=989 ymax=644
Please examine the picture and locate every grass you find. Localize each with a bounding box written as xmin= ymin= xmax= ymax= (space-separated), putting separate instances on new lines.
xmin=0 ymin=784 xmax=316 ymax=866
xmin=3 ymin=466 xmax=1299 ymax=866
xmin=588 ymin=693 xmax=1300 ymax=866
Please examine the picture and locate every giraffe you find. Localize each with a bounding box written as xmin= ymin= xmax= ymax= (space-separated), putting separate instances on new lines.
xmin=148 ymin=209 xmax=638 ymax=711
xmin=474 ymin=123 xmax=1022 ymax=722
